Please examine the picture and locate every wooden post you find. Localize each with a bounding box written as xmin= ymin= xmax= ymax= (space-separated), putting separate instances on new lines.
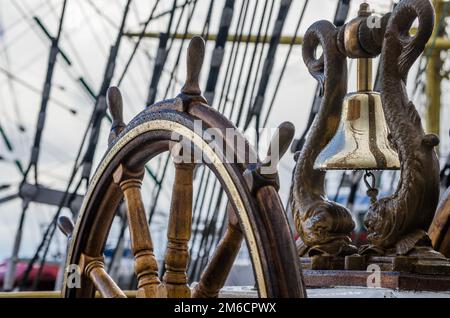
xmin=163 ymin=163 xmax=194 ymax=298
xmin=113 ymin=164 xmax=164 ymax=298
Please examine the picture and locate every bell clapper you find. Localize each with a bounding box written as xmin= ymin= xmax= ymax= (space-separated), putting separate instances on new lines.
xmin=359 ymin=48 xmax=378 ymax=204
xmin=363 ymin=170 xmax=379 ymax=204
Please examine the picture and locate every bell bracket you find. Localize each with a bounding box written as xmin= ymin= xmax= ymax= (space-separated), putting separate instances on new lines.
xmin=291 ymin=19 xmax=357 ymax=258
xmin=292 ymin=0 xmax=450 ymax=279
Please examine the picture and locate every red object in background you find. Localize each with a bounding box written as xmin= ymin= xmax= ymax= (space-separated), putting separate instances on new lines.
xmin=351 ymin=230 xmax=368 ymax=246
xmin=0 ymin=259 xmax=59 ymax=291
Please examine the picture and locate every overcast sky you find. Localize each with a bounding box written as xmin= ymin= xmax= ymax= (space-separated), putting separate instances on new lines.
xmin=0 ymin=0 xmax=448 ymax=262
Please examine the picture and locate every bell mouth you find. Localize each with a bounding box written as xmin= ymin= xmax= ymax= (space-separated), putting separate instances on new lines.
xmin=314 ymin=166 xmax=400 ymax=171
xmin=314 ymin=156 xmax=401 ymax=171
xmin=313 ymin=91 xmax=400 ymax=171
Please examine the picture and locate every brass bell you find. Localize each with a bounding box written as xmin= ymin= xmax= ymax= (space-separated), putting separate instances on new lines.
xmin=314 ymin=58 xmax=400 ymax=171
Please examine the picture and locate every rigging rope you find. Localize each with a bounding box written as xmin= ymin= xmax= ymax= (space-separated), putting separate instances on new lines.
xmin=201 ymin=0 xmax=215 ymax=42
xmin=117 ymin=0 xmax=161 ymax=86
xmin=2 ymin=0 xmax=68 ymax=292
xmin=146 ymin=0 xmax=200 ymax=224
xmin=241 ymin=0 xmax=275 ymax=129
xmin=203 ymin=0 xmax=236 ymax=105
xmin=188 ymin=0 xmax=250 ymax=280
xmin=162 ymin=0 xmax=201 ymax=98
xmin=146 ymin=0 xmax=178 ymax=106
xmin=45 ymin=2 xmax=95 ymax=85
xmin=216 ymin=0 xmax=250 ymax=114
xmin=234 ymin=0 xmax=274 ymax=127
xmin=0 ymin=15 xmax=25 ymax=133
xmin=187 ymin=0 xmax=236 ymax=270
xmin=291 ymin=0 xmax=351 ymax=153
xmin=243 ymin=0 xmax=293 ymax=134
xmin=122 ymin=2 xmax=201 ymax=288
xmin=106 ymin=0 xmax=205 ymax=280
xmin=197 ymin=1 xmax=264 ymax=274
xmin=20 ymin=0 xmax=133 ymax=290
xmin=412 ymin=0 xmax=450 ymax=99
xmin=12 ymin=1 xmax=102 ymax=120
xmin=0 ymin=66 xmax=77 ymax=114
xmin=190 ymin=0 xmax=291 ymax=281
xmin=262 ymin=0 xmax=309 ymax=127
xmin=0 ymin=124 xmax=24 ymax=174
xmin=22 ymin=0 xmax=68 ymax=184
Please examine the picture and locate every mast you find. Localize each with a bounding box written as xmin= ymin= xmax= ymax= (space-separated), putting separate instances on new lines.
xmin=3 ymin=0 xmax=68 ymax=292
xmin=19 ymin=0 xmax=133 ymax=291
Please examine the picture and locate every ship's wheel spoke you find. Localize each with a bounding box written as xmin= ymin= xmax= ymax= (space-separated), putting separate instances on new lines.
xmin=113 ymin=164 xmax=164 ymax=298
xmin=80 ymin=253 xmax=126 ymax=298
xmin=163 ymin=163 xmax=194 ymax=298
xmin=193 ymin=203 xmax=243 ymax=298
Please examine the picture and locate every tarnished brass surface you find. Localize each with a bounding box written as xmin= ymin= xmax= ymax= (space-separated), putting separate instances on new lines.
xmin=357 ymin=58 xmax=372 ymax=92
xmin=314 ymin=91 xmax=400 ymax=171
xmin=362 ymin=0 xmax=442 ymax=255
xmin=316 ymin=12 xmax=400 ymax=172
xmin=336 ymin=3 xmax=388 ymax=58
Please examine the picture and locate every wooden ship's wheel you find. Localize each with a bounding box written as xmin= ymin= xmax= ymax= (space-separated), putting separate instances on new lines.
xmin=60 ymin=37 xmax=305 ymax=298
